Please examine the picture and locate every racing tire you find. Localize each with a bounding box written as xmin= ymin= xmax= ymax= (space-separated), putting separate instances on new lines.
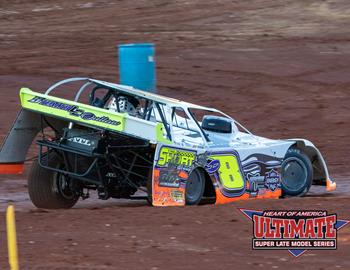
xmin=28 ymin=153 xmax=79 ymax=209
xmin=185 ymin=169 xmax=205 ymax=205
xmin=281 ymin=148 xmax=313 ymax=197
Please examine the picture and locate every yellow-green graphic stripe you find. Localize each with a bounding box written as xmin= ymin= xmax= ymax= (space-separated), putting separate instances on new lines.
xmin=20 ymin=88 xmax=126 ymax=132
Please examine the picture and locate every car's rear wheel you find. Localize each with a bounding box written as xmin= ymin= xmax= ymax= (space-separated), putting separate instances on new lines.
xmin=185 ymin=169 xmax=205 ymax=205
xmin=28 ymin=153 xmax=79 ymax=209
xmin=281 ymin=148 xmax=313 ymax=197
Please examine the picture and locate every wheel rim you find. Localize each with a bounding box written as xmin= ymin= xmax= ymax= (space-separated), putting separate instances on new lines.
xmin=282 ymin=157 xmax=307 ymax=192
xmin=54 ymin=172 xmax=76 ymax=200
xmin=186 ymin=171 xmax=202 ymax=202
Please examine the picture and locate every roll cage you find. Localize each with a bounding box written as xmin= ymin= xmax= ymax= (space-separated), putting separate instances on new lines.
xmin=44 ymin=77 xmax=252 ymax=146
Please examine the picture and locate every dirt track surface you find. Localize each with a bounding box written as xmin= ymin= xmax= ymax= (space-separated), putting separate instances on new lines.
xmin=0 ymin=0 xmax=349 ymax=269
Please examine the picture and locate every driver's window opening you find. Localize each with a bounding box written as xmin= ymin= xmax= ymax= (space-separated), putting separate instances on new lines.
xmin=172 ymin=107 xmax=190 ymax=130
xmin=145 ymin=104 xmax=162 ymax=124
xmin=171 ymin=107 xmax=203 ymax=142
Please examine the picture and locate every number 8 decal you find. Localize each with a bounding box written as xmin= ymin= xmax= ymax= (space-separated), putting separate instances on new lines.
xmin=209 ymin=154 xmax=245 ymax=190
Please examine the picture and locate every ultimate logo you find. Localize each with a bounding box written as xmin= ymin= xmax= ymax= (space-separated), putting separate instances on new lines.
xmin=239 ymin=209 xmax=349 ymax=257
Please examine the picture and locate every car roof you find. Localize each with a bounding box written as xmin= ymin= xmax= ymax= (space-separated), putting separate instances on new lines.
xmin=90 ymin=78 xmax=219 ymax=112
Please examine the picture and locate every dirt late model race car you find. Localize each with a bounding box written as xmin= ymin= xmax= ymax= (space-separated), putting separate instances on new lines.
xmin=0 ymin=78 xmax=336 ymax=208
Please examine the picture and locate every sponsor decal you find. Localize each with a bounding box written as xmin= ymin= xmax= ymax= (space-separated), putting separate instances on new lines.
xmin=157 ymin=147 xmax=196 ymax=168
xmin=28 ymin=96 xmax=121 ymax=126
xmin=205 ymin=159 xmax=220 ymax=174
xmin=68 ymin=137 xmax=92 ymax=146
xmin=170 ymin=190 xmax=184 ymax=203
xmin=240 ymin=209 xmax=349 ymax=257
xmin=264 ymin=169 xmax=280 ymax=191
xmin=247 ymin=172 xmax=265 ymax=182
xmin=105 ymin=172 xmax=117 ymax=178
xmin=159 ymin=170 xmax=180 ymax=188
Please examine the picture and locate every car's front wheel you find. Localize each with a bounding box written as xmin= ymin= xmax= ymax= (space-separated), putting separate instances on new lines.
xmin=281 ymin=148 xmax=313 ymax=197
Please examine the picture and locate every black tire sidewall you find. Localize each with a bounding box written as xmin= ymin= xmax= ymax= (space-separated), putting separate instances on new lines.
xmin=281 ymin=148 xmax=313 ymax=197
xmin=28 ymin=152 xmax=78 ymax=209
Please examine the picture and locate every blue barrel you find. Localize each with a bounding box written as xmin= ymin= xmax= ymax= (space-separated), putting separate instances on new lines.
xmin=118 ymin=43 xmax=156 ymax=92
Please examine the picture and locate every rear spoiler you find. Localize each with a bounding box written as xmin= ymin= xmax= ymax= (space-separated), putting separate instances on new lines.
xmin=0 ymin=108 xmax=69 ymax=175
xmin=0 ymin=109 xmax=42 ymax=174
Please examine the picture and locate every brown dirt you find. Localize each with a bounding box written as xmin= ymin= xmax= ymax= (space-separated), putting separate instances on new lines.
xmin=0 ymin=0 xmax=349 ymax=269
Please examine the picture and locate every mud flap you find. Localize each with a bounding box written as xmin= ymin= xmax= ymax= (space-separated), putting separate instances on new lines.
xmin=152 ymin=145 xmax=197 ymax=206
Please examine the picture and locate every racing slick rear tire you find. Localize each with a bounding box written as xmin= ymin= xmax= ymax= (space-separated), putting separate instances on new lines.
xmin=28 ymin=153 xmax=79 ymax=209
xmin=281 ymin=148 xmax=313 ymax=197
xmin=185 ymin=169 xmax=205 ymax=205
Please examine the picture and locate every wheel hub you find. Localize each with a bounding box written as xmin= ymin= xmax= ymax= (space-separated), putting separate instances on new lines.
xmin=55 ymin=172 xmax=76 ymax=200
xmin=186 ymin=171 xmax=202 ymax=201
xmin=282 ymin=157 xmax=307 ymax=192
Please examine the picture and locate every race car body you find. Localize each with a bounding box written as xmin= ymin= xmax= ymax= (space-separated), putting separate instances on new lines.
xmin=0 ymin=78 xmax=336 ymax=208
